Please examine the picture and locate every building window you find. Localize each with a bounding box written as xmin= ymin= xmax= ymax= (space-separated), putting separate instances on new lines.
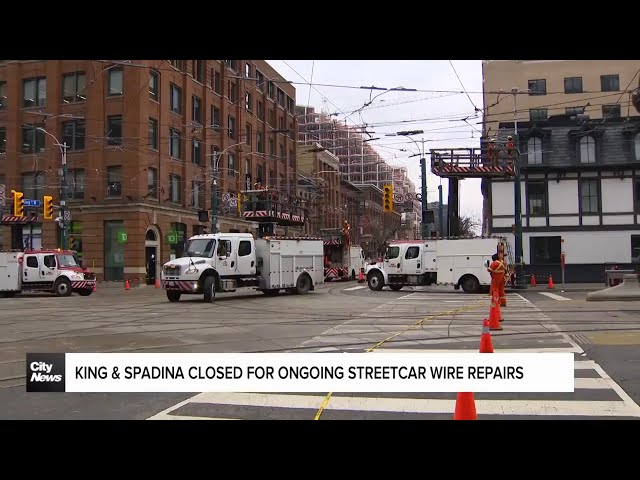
xmin=192 ymin=139 xmax=201 ymax=166
xmin=267 ymin=82 xmax=275 ymax=99
xmin=279 ymin=143 xmax=285 ymax=161
xmin=245 ymin=158 xmax=251 ymax=177
xmin=580 ymin=178 xmax=599 ymax=213
xmin=245 ymin=63 xmax=251 ymax=78
xmin=170 ymin=60 xmax=185 ymax=71
xmin=579 ymin=136 xmax=596 ymax=164
xmin=529 ymin=109 xmax=547 ymax=122
xmin=527 ymin=79 xmax=546 ymax=95
xmin=21 ymin=124 xmax=45 ymax=154
xmin=211 ymin=106 xmax=220 ymax=131
xmin=23 ymin=77 xmax=47 ymax=107
xmin=245 ymin=92 xmax=252 ymax=111
xmin=257 ymin=132 xmax=263 ymax=153
xmin=193 ymin=60 xmax=204 ymax=83
xmin=602 ymin=104 xmax=621 ymax=118
xmin=148 ymin=118 xmax=158 ymax=149
xmin=566 ymin=106 xmax=584 ymax=115
xmin=564 ymin=77 xmax=582 ymax=94
xmin=191 ymin=181 xmax=205 ymax=208
xmin=530 ymin=236 xmax=561 ymax=264
xmin=149 ymin=71 xmax=158 ymax=101
xmin=68 ymin=168 xmax=85 ymax=199
xmin=213 ymin=70 xmax=221 ymax=94
xmin=635 ymin=133 xmax=640 ymax=161
xmin=527 ymin=181 xmax=546 ymax=216
xmin=257 ymin=101 xmax=264 ymax=121
xmin=632 ymin=235 xmax=640 ymax=263
xmin=107 ymin=166 xmax=122 ymax=197
xmin=170 ymin=84 xmax=182 ymax=114
xmin=106 ymin=115 xmax=122 ymax=145
xmin=228 ymin=152 xmax=236 ymax=175
xmin=169 ymin=128 xmax=182 ymax=158
xmin=192 ymin=95 xmax=202 ymax=124
xmin=169 ymin=174 xmax=181 ymax=203
xmin=62 ymin=72 xmax=86 ymax=103
xmin=289 ymin=149 xmax=294 ymax=168
xmin=256 ymin=70 xmax=265 ymax=91
xmin=104 ymin=220 xmax=125 ymax=281
xmin=228 ymin=81 xmax=237 ymax=103
xmin=0 ymin=127 xmax=5 ymax=154
xmin=527 ymin=137 xmax=543 ymax=164
xmin=600 ymin=74 xmax=620 ymax=92
xmin=0 ymin=81 xmax=6 ymax=110
xmin=228 ymin=115 xmax=235 ymax=139
xmin=269 ymin=138 xmax=275 ymax=156
xmin=245 ymin=124 xmax=252 ymax=147
xmin=257 ymin=164 xmax=264 ymax=183
xmin=21 ymin=172 xmax=46 ymax=200
xmin=147 ymin=167 xmax=158 ymax=198
xmin=287 ymin=97 xmax=295 ymax=114
xmin=62 ymin=120 xmax=85 ymax=150
xmin=225 ymin=60 xmax=238 ymax=71
xmin=107 ymin=68 xmax=123 ymax=96
xmin=268 ymin=109 xmax=275 ymax=126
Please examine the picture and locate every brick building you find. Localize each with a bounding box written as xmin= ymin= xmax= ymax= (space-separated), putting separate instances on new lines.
xmin=0 ymin=60 xmax=298 ymax=283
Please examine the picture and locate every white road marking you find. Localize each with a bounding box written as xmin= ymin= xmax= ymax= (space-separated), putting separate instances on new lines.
xmin=539 ymin=292 xmax=571 ymax=301
xmin=343 ymin=285 xmax=367 ymax=291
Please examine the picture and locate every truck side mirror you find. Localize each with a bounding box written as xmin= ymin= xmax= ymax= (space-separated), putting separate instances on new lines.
xmin=484 ymin=260 xmax=490 ymax=268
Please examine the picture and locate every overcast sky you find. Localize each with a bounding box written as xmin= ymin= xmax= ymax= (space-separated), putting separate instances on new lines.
xmin=268 ymin=60 xmax=485 ymax=222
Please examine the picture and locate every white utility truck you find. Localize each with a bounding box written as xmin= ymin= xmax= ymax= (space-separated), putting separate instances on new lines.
xmin=349 ymin=245 xmax=366 ymax=280
xmin=365 ymin=236 xmax=512 ymax=294
xmin=160 ymin=233 xmax=325 ymax=302
xmin=0 ymin=249 xmax=97 ymax=297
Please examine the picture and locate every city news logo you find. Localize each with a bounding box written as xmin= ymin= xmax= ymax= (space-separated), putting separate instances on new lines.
xmin=26 ymin=353 xmax=66 ymax=392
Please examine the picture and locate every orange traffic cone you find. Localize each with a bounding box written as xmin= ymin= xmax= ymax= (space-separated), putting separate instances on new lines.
xmin=479 ymin=319 xmax=494 ymax=353
xmin=548 ymin=275 xmax=554 ymax=289
xmin=92 ymin=283 xmax=97 ymax=293
xmin=531 ymin=274 xmax=536 ymax=287
xmin=453 ymin=392 xmax=477 ymax=420
xmin=488 ymin=295 xmax=503 ymax=330
xmin=155 ymin=278 xmax=160 ymax=289
xmin=125 ymin=279 xmax=130 ymax=290
xmin=358 ymin=269 xmax=365 ymax=283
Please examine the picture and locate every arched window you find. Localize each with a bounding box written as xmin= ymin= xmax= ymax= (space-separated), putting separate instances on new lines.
xmin=635 ymin=133 xmax=640 ymax=161
xmin=527 ymin=137 xmax=543 ymax=164
xmin=580 ymin=136 xmax=596 ymax=163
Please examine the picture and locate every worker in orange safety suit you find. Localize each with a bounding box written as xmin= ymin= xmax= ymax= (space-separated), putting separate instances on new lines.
xmin=488 ymin=250 xmax=507 ymax=307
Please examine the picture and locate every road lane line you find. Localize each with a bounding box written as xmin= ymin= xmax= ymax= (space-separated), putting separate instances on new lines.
xmin=343 ymin=286 xmax=367 ymax=291
xmin=539 ymin=292 xmax=571 ymax=301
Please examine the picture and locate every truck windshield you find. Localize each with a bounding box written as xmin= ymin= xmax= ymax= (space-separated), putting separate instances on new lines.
xmin=385 ymin=246 xmax=400 ymax=259
xmin=186 ymin=239 xmax=215 ymax=257
xmin=57 ymin=254 xmax=79 ymax=267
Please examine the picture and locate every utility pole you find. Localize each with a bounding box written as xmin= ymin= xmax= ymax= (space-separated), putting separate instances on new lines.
xmin=420 ymin=137 xmax=429 ymax=239
xmin=438 ymin=184 xmax=444 ymax=236
xmin=60 ymin=142 xmax=69 ymax=250
xmin=511 ymin=88 xmax=525 ymax=289
xmin=211 ymin=150 xmax=219 ymax=234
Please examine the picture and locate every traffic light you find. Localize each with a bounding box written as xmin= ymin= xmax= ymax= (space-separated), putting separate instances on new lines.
xmin=383 ymin=183 xmax=393 ymax=213
xmin=43 ymin=195 xmax=54 ymax=220
xmin=12 ymin=190 xmax=24 ymax=217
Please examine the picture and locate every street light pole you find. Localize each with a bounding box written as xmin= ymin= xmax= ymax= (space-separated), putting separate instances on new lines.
xmin=211 ymin=149 xmax=219 ymax=234
xmin=511 ymin=87 xmax=525 ymax=288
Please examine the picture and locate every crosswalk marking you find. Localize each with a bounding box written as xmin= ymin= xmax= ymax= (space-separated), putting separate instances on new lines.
xmin=539 ymin=292 xmax=571 ymax=301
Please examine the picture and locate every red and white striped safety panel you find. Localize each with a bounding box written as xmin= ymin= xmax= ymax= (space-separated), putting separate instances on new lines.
xmin=1 ymin=215 xmax=33 ymax=223
xmin=323 ymin=240 xmax=341 ymax=246
xmin=161 ymin=280 xmax=196 ymax=292
xmin=71 ymin=281 xmax=96 ymax=289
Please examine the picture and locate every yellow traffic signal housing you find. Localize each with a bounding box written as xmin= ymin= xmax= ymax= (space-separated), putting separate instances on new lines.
xmin=43 ymin=195 xmax=54 ymax=220
xmin=12 ymin=190 xmax=24 ymax=217
xmin=383 ymin=183 xmax=393 ymax=213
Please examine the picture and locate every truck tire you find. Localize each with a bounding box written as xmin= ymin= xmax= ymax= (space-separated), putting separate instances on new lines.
xmin=167 ymin=291 xmax=181 ymax=302
xmin=368 ymin=271 xmax=384 ymax=291
xmin=54 ymin=278 xmax=72 ymax=297
xmin=460 ymin=274 xmax=480 ymax=294
xmin=203 ymin=276 xmax=216 ymax=303
xmin=295 ymin=274 xmax=311 ymax=294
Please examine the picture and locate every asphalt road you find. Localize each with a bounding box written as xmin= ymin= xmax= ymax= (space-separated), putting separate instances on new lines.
xmin=2 ymin=281 xmax=640 ymax=420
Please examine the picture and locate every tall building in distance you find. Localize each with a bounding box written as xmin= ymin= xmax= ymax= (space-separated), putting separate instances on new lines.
xmin=482 ymin=60 xmax=640 ymax=282
xmin=0 ymin=60 xmax=299 ymax=283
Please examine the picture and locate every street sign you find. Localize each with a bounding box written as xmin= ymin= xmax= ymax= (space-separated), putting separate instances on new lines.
xmin=117 ymin=231 xmax=128 ymax=243
xmin=167 ymin=231 xmax=177 ymax=244
xmin=222 ymin=193 xmax=230 ymax=203
xmin=63 ymin=210 xmax=71 ymax=222
xmin=24 ymin=199 xmax=41 ymax=207
xmin=0 ymin=184 xmax=5 ymax=207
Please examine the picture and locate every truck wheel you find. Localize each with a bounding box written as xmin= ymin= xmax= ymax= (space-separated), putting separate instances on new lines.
xmin=203 ymin=276 xmax=216 ymax=303
xmin=368 ymin=271 xmax=384 ymax=291
xmin=167 ymin=291 xmax=181 ymax=302
xmin=54 ymin=278 xmax=72 ymax=297
xmin=77 ymin=289 xmax=92 ymax=296
xmin=295 ymin=274 xmax=311 ymax=294
xmin=460 ymin=275 xmax=480 ymax=294
xmin=390 ymin=285 xmax=403 ymax=291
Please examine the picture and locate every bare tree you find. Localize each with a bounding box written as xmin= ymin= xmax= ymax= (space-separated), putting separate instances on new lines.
xmin=453 ymin=214 xmax=482 ymax=237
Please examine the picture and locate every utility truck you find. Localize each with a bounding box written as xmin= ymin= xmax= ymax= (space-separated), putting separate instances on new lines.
xmin=322 ymin=228 xmax=366 ymax=281
xmin=0 ymin=249 xmax=97 ymax=297
xmin=160 ymin=233 xmax=325 ymax=302
xmin=365 ymin=236 xmax=513 ymax=294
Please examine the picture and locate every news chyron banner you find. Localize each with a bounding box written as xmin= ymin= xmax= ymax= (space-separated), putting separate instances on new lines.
xmin=27 ymin=352 xmax=575 ymax=393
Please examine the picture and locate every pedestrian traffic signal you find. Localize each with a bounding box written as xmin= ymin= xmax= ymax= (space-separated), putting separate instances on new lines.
xmin=43 ymin=195 xmax=54 ymax=220
xmin=383 ymin=184 xmax=393 ymax=213
xmin=12 ymin=190 xmax=24 ymax=217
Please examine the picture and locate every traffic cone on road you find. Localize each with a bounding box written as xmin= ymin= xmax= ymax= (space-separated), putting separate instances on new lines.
xmin=548 ymin=275 xmax=554 ymax=289
xmin=155 ymin=278 xmax=160 ymax=289
xmin=479 ymin=319 xmax=494 ymax=353
xmin=92 ymin=283 xmax=97 ymax=293
xmin=488 ymin=295 xmax=503 ymax=330
xmin=531 ymin=274 xmax=536 ymax=287
xmin=124 ymin=279 xmax=130 ymax=290
xmin=453 ymin=392 xmax=477 ymax=420
xmin=358 ymin=270 xmax=365 ymax=283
